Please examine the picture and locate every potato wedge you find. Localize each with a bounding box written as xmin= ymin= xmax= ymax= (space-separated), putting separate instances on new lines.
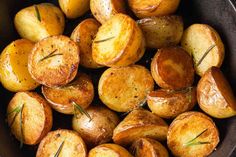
xmin=137 ymin=15 xmax=183 ymax=48
xmin=90 ymin=0 xmax=126 ymax=24
xmin=72 ymin=106 xmax=119 ymax=147
xmin=14 ymin=3 xmax=65 ymax=42
xmin=181 ymin=24 xmax=225 ymax=76
xmin=98 ymin=65 xmax=154 ymax=112
xmin=113 ymin=109 xmax=168 ymax=146
xmin=151 ymin=47 xmax=194 ymax=90
xmin=7 ymin=92 xmax=52 ymax=145
xmin=28 ymin=35 xmax=80 ymax=87
xmin=42 ymin=73 xmax=94 ymax=114
xmin=130 ymin=138 xmax=169 ymax=157
xmin=71 ymin=18 xmax=103 ymax=69
xmin=88 ymin=143 xmax=132 ymax=157
xmin=0 ymin=39 xmax=39 ymax=92
xmin=128 ymin=0 xmax=180 ymax=18
xmin=197 ymin=67 xmax=236 ymax=118
xmin=59 ymin=0 xmax=90 ymax=18
xmin=92 ymin=14 xmax=145 ymax=67
xmin=167 ymin=112 xmax=219 ymax=157
xmin=147 ymin=87 xmax=197 ymax=119
xmin=36 ymin=129 xmax=87 ymax=157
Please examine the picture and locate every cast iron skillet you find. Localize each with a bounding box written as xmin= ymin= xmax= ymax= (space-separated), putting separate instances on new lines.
xmin=0 ymin=0 xmax=236 ymax=156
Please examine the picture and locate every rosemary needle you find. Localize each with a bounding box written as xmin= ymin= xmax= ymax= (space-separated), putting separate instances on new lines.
xmin=72 ymin=101 xmax=92 ymax=121
xmin=54 ymin=140 xmax=65 ymax=157
xmin=196 ymin=45 xmax=216 ymax=66
xmin=94 ymin=36 xmax=115 ymax=43
xmin=34 ymin=5 xmax=41 ymax=22
xmin=184 ymin=128 xmax=210 ymax=147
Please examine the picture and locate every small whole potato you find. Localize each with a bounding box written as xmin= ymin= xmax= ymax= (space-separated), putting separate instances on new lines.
xmin=14 ymin=3 xmax=65 ymax=42
xmin=0 ymin=39 xmax=39 ymax=92
xmin=128 ymin=0 xmax=181 ymax=18
xmin=90 ymin=0 xmax=126 ymax=24
xmin=72 ymin=106 xmax=119 ymax=147
xmin=59 ymin=0 xmax=90 ymax=19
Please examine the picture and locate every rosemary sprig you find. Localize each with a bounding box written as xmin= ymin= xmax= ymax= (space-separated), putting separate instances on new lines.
xmin=54 ymin=140 xmax=65 ymax=157
xmin=20 ymin=104 xmax=25 ymax=149
xmin=34 ymin=5 xmax=41 ymax=22
xmin=39 ymin=49 xmax=63 ymax=62
xmin=72 ymin=101 xmax=92 ymax=121
xmin=196 ymin=45 xmax=216 ymax=66
xmin=94 ymin=36 xmax=115 ymax=43
xmin=184 ymin=128 xmax=210 ymax=147
xmin=185 ymin=141 xmax=211 ymax=147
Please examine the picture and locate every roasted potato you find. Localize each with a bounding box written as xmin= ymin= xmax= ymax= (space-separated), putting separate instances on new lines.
xmin=7 ymin=92 xmax=52 ymax=145
xmin=0 ymin=39 xmax=39 ymax=92
xmin=72 ymin=106 xmax=119 ymax=147
xmin=59 ymin=0 xmax=90 ymax=19
xmin=197 ymin=67 xmax=236 ymax=118
xmin=28 ymin=35 xmax=80 ymax=87
xmin=71 ymin=18 xmax=103 ymax=69
xmin=181 ymin=24 xmax=225 ymax=76
xmin=167 ymin=112 xmax=219 ymax=157
xmin=90 ymin=0 xmax=126 ymax=24
xmin=147 ymin=87 xmax=197 ymax=119
xmin=92 ymin=14 xmax=145 ymax=67
xmin=88 ymin=143 xmax=133 ymax=157
xmin=36 ymin=129 xmax=87 ymax=157
xmin=14 ymin=3 xmax=65 ymax=42
xmin=42 ymin=73 xmax=94 ymax=114
xmin=137 ymin=15 xmax=183 ymax=48
xmin=151 ymin=47 xmax=194 ymax=90
xmin=128 ymin=0 xmax=181 ymax=18
xmin=98 ymin=65 xmax=154 ymax=112
xmin=130 ymin=138 xmax=169 ymax=157
xmin=113 ymin=109 xmax=168 ymax=146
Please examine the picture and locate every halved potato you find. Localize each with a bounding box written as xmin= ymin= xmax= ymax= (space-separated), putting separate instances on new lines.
xmin=98 ymin=65 xmax=154 ymax=112
xmin=151 ymin=47 xmax=194 ymax=90
xmin=113 ymin=109 xmax=168 ymax=146
xmin=92 ymin=13 xmax=145 ymax=67
xmin=90 ymin=0 xmax=126 ymax=24
xmin=181 ymin=24 xmax=225 ymax=76
xmin=88 ymin=143 xmax=132 ymax=157
xmin=147 ymin=87 xmax=197 ymax=119
xmin=28 ymin=35 xmax=80 ymax=87
xmin=137 ymin=15 xmax=183 ymax=48
xmin=7 ymin=92 xmax=52 ymax=145
xmin=0 ymin=39 xmax=39 ymax=92
xmin=197 ymin=67 xmax=236 ymax=118
xmin=14 ymin=3 xmax=65 ymax=42
xmin=36 ymin=129 xmax=87 ymax=157
xmin=167 ymin=111 xmax=219 ymax=157
xmin=59 ymin=0 xmax=90 ymax=18
xmin=130 ymin=138 xmax=169 ymax=157
xmin=72 ymin=106 xmax=120 ymax=147
xmin=128 ymin=0 xmax=181 ymax=18
xmin=71 ymin=18 xmax=103 ymax=69
xmin=42 ymin=73 xmax=94 ymax=114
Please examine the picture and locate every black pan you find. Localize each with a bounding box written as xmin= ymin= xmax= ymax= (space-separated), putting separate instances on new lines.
xmin=0 ymin=0 xmax=236 ymax=156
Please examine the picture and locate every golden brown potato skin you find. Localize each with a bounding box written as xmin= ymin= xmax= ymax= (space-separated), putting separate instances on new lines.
xmin=14 ymin=3 xmax=65 ymax=42
xmin=137 ymin=16 xmax=183 ymax=48
xmin=0 ymin=39 xmax=39 ymax=92
xmin=59 ymin=0 xmax=90 ymax=18
xmin=113 ymin=109 xmax=168 ymax=146
xmin=167 ymin=112 xmax=219 ymax=157
xmin=147 ymin=87 xmax=197 ymax=119
xmin=151 ymin=47 xmax=194 ymax=90
xmin=7 ymin=92 xmax=52 ymax=145
xmin=36 ymin=129 xmax=87 ymax=157
xmin=42 ymin=73 xmax=94 ymax=114
xmin=88 ymin=143 xmax=133 ymax=157
xmin=130 ymin=138 xmax=169 ymax=157
xmin=197 ymin=67 xmax=236 ymax=118
xmin=128 ymin=0 xmax=180 ymax=18
xmin=98 ymin=65 xmax=154 ymax=112
xmin=72 ymin=106 xmax=119 ymax=147
xmin=71 ymin=18 xmax=103 ymax=69
xmin=90 ymin=0 xmax=126 ymax=24
xmin=181 ymin=24 xmax=225 ymax=76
